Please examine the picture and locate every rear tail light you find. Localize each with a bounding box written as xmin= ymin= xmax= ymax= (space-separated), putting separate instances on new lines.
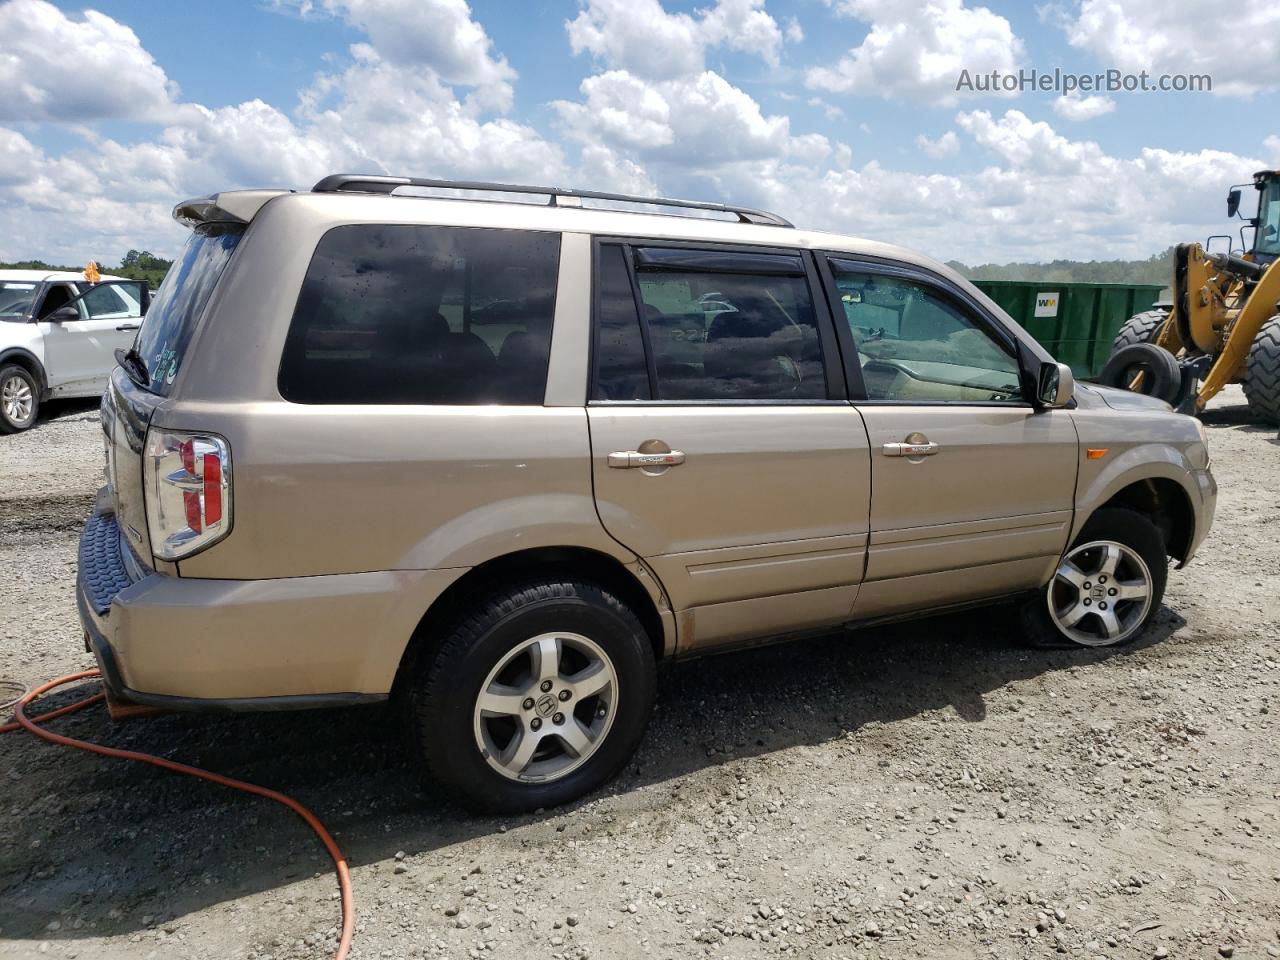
xmin=143 ymin=429 xmax=232 ymax=561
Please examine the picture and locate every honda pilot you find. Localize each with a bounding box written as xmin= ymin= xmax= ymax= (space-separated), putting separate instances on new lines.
xmin=78 ymin=175 xmax=1217 ymax=811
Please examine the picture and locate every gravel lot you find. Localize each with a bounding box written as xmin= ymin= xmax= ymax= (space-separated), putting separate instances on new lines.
xmin=1 ymin=388 xmax=1278 ymax=960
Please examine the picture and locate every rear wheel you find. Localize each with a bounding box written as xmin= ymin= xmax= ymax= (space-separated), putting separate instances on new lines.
xmin=1243 ymin=316 xmax=1280 ymax=425
xmin=407 ymin=578 xmax=656 ymax=813
xmin=0 ymin=364 xmax=39 ymax=433
xmin=1110 ymin=309 xmax=1168 ymax=355
xmin=1021 ymin=508 xmax=1167 ymax=649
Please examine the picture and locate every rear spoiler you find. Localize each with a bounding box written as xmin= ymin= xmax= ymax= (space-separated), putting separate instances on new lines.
xmin=172 ymin=189 xmax=292 ymax=228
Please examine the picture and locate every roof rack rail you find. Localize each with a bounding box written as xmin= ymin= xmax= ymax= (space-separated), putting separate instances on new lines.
xmin=310 ymin=174 xmax=793 ymax=227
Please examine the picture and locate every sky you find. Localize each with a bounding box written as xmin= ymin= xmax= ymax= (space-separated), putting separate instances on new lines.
xmin=1 ymin=0 xmax=1277 ymax=266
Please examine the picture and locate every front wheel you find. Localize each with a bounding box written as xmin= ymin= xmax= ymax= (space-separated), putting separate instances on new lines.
xmin=1021 ymin=508 xmax=1168 ymax=648
xmin=407 ymin=578 xmax=656 ymax=813
xmin=0 ymin=364 xmax=39 ymax=433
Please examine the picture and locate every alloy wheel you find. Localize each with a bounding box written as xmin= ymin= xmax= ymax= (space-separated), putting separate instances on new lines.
xmin=472 ymin=632 xmax=618 ymax=783
xmin=1 ymin=375 xmax=34 ymax=427
xmin=1048 ymin=540 xmax=1153 ymax=646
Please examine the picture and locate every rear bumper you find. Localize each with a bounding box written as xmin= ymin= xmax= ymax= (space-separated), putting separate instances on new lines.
xmin=76 ymin=498 xmax=466 ymax=709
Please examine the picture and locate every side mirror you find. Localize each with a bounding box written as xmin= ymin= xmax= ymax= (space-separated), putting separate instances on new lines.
xmin=45 ymin=305 xmax=80 ymax=323
xmin=1037 ymin=361 xmax=1074 ymax=409
xmin=1228 ymin=188 xmax=1242 ymax=218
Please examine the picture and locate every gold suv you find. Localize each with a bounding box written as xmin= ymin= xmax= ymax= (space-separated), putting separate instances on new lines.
xmin=78 ymin=175 xmax=1217 ymax=811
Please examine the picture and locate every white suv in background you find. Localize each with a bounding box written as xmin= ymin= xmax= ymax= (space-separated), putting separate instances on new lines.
xmin=0 ymin=270 xmax=149 ymax=432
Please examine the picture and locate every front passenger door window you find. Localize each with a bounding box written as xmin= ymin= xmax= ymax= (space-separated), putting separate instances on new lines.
xmin=829 ymin=261 xmax=1022 ymax=403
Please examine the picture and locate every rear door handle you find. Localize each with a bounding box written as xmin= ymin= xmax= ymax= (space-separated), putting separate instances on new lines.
xmin=116 ymin=323 xmax=140 ymax=331
xmin=882 ymin=441 xmax=939 ymax=457
xmin=608 ymin=449 xmax=686 ymax=469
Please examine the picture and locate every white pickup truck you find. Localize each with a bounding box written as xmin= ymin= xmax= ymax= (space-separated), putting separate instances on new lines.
xmin=0 ymin=270 xmax=148 ymax=432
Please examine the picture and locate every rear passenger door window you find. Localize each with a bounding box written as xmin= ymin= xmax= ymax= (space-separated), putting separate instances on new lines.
xmin=280 ymin=225 xmax=560 ymax=405
xmin=593 ymin=243 xmax=831 ymax=401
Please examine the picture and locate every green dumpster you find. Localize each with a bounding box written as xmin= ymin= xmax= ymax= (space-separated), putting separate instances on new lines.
xmin=972 ymin=280 xmax=1164 ymax=379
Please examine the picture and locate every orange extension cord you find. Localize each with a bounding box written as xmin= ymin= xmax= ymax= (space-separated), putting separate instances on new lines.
xmin=1 ymin=669 xmax=354 ymax=960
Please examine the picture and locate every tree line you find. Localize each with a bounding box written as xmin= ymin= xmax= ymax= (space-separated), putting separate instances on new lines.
xmin=0 ymin=250 xmax=173 ymax=289
xmin=947 ymin=246 xmax=1175 ymax=286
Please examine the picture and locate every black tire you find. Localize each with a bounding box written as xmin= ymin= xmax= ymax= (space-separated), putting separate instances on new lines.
xmin=0 ymin=364 xmax=40 ymax=433
xmin=1098 ymin=343 xmax=1182 ymax=404
xmin=407 ymin=578 xmax=656 ymax=813
xmin=1020 ymin=508 xmax=1168 ymax=649
xmin=1243 ymin=315 xmax=1280 ymax=425
xmin=1110 ymin=309 xmax=1167 ymax=355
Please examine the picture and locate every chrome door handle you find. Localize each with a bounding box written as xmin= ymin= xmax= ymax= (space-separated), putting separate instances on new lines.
xmin=882 ymin=441 xmax=939 ymax=457
xmin=608 ymin=449 xmax=686 ymax=469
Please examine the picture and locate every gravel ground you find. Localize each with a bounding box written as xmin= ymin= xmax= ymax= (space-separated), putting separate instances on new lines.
xmin=1 ymin=388 xmax=1278 ymax=960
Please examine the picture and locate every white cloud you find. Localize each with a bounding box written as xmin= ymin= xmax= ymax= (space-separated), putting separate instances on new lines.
xmin=678 ymin=109 xmax=1258 ymax=266
xmin=0 ymin=0 xmax=175 ymax=122
xmin=0 ymin=127 xmax=42 ymax=185
xmin=565 ymin=0 xmax=787 ymax=79
xmin=1060 ymin=0 xmax=1280 ymax=98
xmin=956 ymin=108 xmax=1105 ymax=175
xmin=1052 ymin=93 xmax=1115 ymax=121
xmin=806 ymin=0 xmax=1024 ymax=104
xmin=924 ymin=109 xmax=1261 ymax=258
xmin=807 ymin=97 xmax=846 ymax=121
xmin=282 ymin=0 xmax=517 ymax=110
xmin=299 ymin=44 xmax=564 ymax=180
xmin=916 ymin=131 xmax=959 ymax=158
xmin=553 ymin=70 xmax=794 ymax=165
xmin=0 ymin=0 xmax=1269 ymax=273
xmin=576 ymin=144 xmax=660 ymax=196
xmin=0 ymin=0 xmax=566 ymax=262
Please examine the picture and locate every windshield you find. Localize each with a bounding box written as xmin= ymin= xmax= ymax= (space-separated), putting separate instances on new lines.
xmin=1256 ymin=179 xmax=1280 ymax=257
xmin=134 ymin=223 xmax=243 ymax=394
xmin=0 ymin=281 xmax=38 ymax=322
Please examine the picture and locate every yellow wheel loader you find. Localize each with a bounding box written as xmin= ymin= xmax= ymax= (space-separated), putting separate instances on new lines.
xmin=1102 ymin=169 xmax=1280 ymax=423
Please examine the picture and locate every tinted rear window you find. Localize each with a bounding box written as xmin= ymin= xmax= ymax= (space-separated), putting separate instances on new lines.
xmin=279 ymin=225 xmax=560 ymax=405
xmin=135 ymin=224 xmax=243 ymax=394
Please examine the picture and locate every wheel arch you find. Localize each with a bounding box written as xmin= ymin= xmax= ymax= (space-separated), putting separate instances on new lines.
xmin=392 ymin=545 xmax=673 ymax=698
xmin=1082 ymin=476 xmax=1196 ymax=566
xmin=0 ymin=347 xmax=48 ymax=395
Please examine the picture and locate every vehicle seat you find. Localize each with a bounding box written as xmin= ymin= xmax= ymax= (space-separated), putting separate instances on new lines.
xmin=495 ymin=314 xmax=552 ymax=403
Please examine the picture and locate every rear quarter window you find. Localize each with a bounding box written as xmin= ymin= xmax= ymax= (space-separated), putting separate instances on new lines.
xmin=278 ymin=225 xmax=561 ymax=405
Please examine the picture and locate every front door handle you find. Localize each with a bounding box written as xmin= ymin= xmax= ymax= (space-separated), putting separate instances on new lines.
xmin=882 ymin=438 xmax=939 ymax=457
xmin=608 ymin=449 xmax=686 ymax=469
xmin=116 ymin=323 xmax=140 ymax=331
